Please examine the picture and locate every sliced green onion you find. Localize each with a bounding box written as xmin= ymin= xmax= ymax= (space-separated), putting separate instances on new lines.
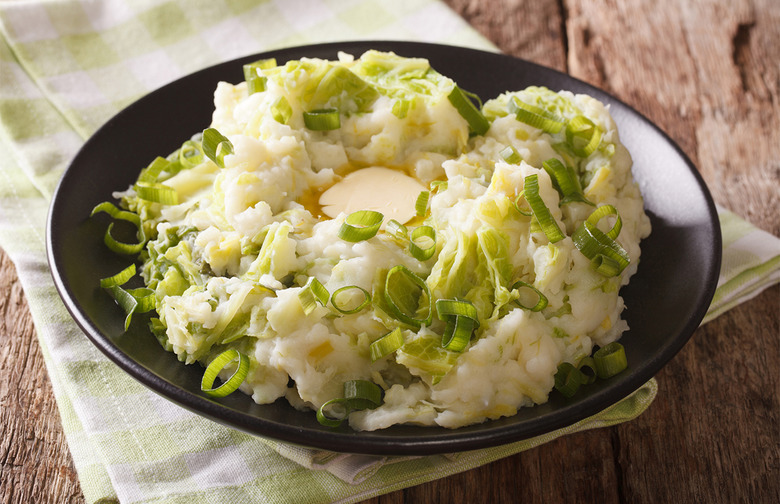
xmin=572 ymin=220 xmax=630 ymax=276
xmin=511 ymin=280 xmax=548 ymax=311
xmin=99 ymin=264 xmax=136 ymax=288
xmin=316 ymin=380 xmax=383 ymax=427
xmin=523 ymin=174 xmax=565 ymax=243
xmin=202 ymin=128 xmax=234 ymax=168
xmin=125 ymin=287 xmax=156 ymax=313
xmin=577 ymin=356 xmax=598 ymax=385
xmin=508 ymin=96 xmax=564 ymax=134
xmin=90 ymin=202 xmax=147 ymax=255
xmin=554 ymin=362 xmax=584 ymax=398
xmin=542 ymin=158 xmax=592 ymax=206
xmin=298 ymin=277 xmax=329 ymax=315
xmin=201 ymin=349 xmax=249 ymax=398
xmin=317 ymin=398 xmax=351 ymax=427
xmin=384 ymin=265 xmax=432 ymax=328
xmin=104 ymin=285 xmax=154 ymax=331
xmin=430 ymin=180 xmax=448 ymax=193
xmin=447 ymin=86 xmax=490 ymax=136
xmin=330 ymin=285 xmax=371 ymax=314
xmin=586 ymin=204 xmax=622 ymax=240
xmin=343 ymin=379 xmax=383 ymax=410
xmin=435 ymin=298 xmax=479 ymax=323
xmin=499 ymin=145 xmax=522 ymax=164
xmin=134 ymin=181 xmax=179 ymax=205
xmin=385 ymin=219 xmax=408 ymax=242
xmin=338 ymin=210 xmax=383 ymax=242
xmin=512 ymin=190 xmax=533 ymax=217
xmin=370 ymin=327 xmax=405 ymax=362
xmin=178 ymin=140 xmax=204 ymax=168
xmin=303 ymin=108 xmax=341 ymax=131
xmin=137 ymin=156 xmax=170 ymax=183
xmin=271 ymin=95 xmax=293 ymax=125
xmin=435 ymin=299 xmax=479 ymax=353
xmin=566 ymin=115 xmax=602 ymax=157
xmin=593 ymin=342 xmax=628 ymax=378
xmin=415 ymin=190 xmax=430 ymax=217
xmin=243 ymin=58 xmax=276 ymax=94
xmin=409 ymin=225 xmax=436 ymax=261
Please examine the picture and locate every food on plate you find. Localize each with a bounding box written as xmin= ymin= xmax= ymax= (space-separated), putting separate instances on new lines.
xmin=93 ymin=50 xmax=651 ymax=430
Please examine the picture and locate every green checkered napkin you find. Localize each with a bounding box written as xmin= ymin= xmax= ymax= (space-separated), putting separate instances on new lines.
xmin=0 ymin=1 xmax=777 ymax=503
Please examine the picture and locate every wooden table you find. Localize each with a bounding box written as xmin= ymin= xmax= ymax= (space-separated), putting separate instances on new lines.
xmin=1 ymin=0 xmax=778 ymax=502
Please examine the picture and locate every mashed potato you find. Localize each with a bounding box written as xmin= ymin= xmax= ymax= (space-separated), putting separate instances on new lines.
xmin=115 ymin=50 xmax=651 ymax=430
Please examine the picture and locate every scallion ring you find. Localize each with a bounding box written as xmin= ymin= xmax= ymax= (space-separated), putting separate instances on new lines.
xmin=202 ymin=128 xmax=234 ymax=168
xmin=447 ymin=86 xmax=490 ymax=136
xmin=343 ymin=379 xmax=383 ymax=411
xmin=523 ymin=174 xmax=565 ymax=243
xmin=134 ymin=181 xmax=179 ymax=205
xmin=542 ymin=158 xmax=592 ymax=206
xmin=90 ymin=202 xmax=147 ymax=255
xmin=99 ymin=264 xmax=136 ymax=288
xmin=201 ymin=349 xmax=250 ymax=398
xmin=512 ymin=190 xmax=533 ymax=217
xmin=415 ymin=190 xmax=430 ymax=217
xmin=303 ymin=108 xmax=341 ymax=131
xmin=385 ymin=219 xmax=409 ymax=242
xmin=409 ymin=225 xmax=436 ymax=261
xmin=384 ymin=265 xmax=432 ymax=328
xmin=330 ymin=285 xmax=371 ymax=315
xmin=586 ymin=204 xmax=622 ymax=240
xmin=554 ymin=362 xmax=584 ymax=398
xmin=566 ymin=115 xmax=602 ymax=157
xmin=577 ymin=356 xmax=598 ymax=385
xmin=298 ymin=277 xmax=329 ymax=315
xmin=572 ymin=220 xmax=630 ymax=276
xmin=593 ymin=342 xmax=628 ymax=379
xmin=178 ymin=140 xmax=204 ymax=168
xmin=508 ymin=96 xmax=564 ymax=134
xmin=316 ymin=398 xmax=351 ymax=427
xmin=338 ymin=210 xmax=383 ymax=242
xmin=499 ymin=145 xmax=522 ymax=164
xmin=369 ymin=327 xmax=405 ymax=362
xmin=435 ymin=299 xmax=479 ymax=352
xmin=511 ymin=280 xmax=548 ymax=311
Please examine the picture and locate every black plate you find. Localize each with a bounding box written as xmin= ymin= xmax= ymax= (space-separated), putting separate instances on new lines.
xmin=47 ymin=41 xmax=721 ymax=455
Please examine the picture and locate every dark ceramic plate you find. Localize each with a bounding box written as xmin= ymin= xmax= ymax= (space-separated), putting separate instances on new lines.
xmin=47 ymin=41 xmax=721 ymax=455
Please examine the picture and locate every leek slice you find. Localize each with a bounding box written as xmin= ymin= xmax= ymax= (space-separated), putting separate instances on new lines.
xmin=566 ymin=115 xmax=602 ymax=157
xmin=330 ymin=285 xmax=371 ymax=314
xmin=303 ymin=108 xmax=341 ymax=131
xmin=384 ymin=265 xmax=432 ymax=328
xmin=447 ymin=86 xmax=489 ymax=136
xmin=409 ymin=225 xmax=436 ymax=261
xmin=201 ymin=349 xmax=249 ymax=398
xmin=554 ymin=362 xmax=584 ymax=398
xmin=594 ymin=342 xmax=628 ymax=378
xmin=134 ymin=181 xmax=179 ymax=205
xmin=523 ymin=174 xmax=565 ymax=243
xmin=508 ymin=96 xmax=564 ymax=134
xmin=572 ymin=219 xmax=630 ymax=276
xmin=298 ymin=277 xmax=329 ymax=315
xmin=338 ymin=210 xmax=383 ymax=242
xmin=90 ymin=202 xmax=147 ymax=255
xmin=369 ymin=327 xmax=405 ymax=362
xmin=202 ymin=128 xmax=234 ymax=168
xmin=511 ymin=280 xmax=548 ymax=311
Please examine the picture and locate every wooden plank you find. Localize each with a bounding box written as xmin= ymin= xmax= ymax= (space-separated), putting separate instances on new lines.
xmin=0 ymin=251 xmax=84 ymax=504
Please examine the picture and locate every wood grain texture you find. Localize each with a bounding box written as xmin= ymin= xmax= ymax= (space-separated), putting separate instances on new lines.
xmin=1 ymin=0 xmax=778 ymax=503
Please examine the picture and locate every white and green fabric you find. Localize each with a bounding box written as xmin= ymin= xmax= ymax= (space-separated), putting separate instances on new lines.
xmin=0 ymin=1 xmax=777 ymax=503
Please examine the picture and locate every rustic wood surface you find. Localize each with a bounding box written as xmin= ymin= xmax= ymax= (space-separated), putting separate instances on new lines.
xmin=1 ymin=0 xmax=778 ymax=502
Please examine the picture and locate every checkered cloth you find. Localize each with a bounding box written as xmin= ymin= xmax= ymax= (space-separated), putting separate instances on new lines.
xmin=0 ymin=1 xmax=777 ymax=503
